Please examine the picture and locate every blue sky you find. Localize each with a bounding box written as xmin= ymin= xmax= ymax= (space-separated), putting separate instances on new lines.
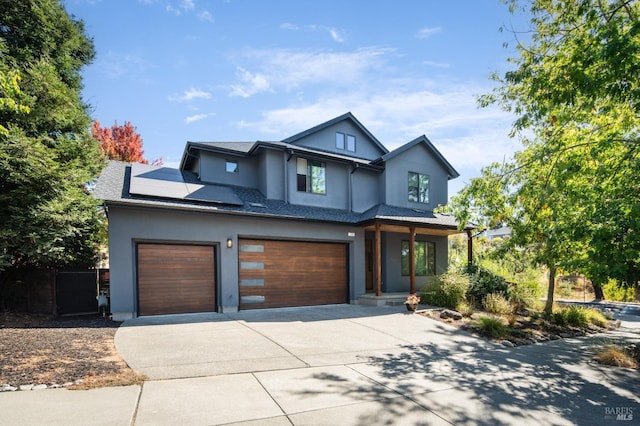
xmin=66 ymin=0 xmax=529 ymax=196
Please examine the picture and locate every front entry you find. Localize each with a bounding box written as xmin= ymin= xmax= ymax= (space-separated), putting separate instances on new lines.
xmin=365 ymin=239 xmax=374 ymax=292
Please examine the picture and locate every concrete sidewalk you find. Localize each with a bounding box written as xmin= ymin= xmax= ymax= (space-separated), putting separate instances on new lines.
xmin=2 ymin=305 xmax=639 ymax=425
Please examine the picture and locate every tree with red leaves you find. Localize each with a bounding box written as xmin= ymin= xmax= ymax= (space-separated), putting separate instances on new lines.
xmin=91 ymin=119 xmax=162 ymax=165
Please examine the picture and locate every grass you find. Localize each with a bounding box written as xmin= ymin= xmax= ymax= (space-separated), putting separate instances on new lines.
xmin=483 ymin=293 xmax=512 ymax=315
xmin=475 ymin=315 xmax=508 ymax=339
xmin=586 ymin=309 xmax=609 ymax=328
xmin=594 ymin=346 xmax=638 ymax=369
xmin=455 ymin=301 xmax=475 ymax=317
xmin=68 ymin=371 xmax=147 ymax=390
xmin=551 ymin=305 xmax=610 ymax=328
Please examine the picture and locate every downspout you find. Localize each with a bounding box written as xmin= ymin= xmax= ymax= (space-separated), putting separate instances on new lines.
xmin=284 ymin=150 xmax=292 ymax=204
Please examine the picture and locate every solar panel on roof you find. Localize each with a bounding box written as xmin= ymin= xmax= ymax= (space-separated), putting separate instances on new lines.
xmin=128 ymin=163 xmax=243 ymax=206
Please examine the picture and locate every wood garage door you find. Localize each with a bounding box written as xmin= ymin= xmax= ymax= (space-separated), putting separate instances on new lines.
xmin=239 ymin=239 xmax=347 ymax=310
xmin=137 ymin=243 xmax=215 ymax=316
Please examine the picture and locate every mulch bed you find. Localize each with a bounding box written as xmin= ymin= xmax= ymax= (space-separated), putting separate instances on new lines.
xmin=0 ymin=312 xmax=136 ymax=388
xmin=418 ymin=308 xmax=618 ymax=346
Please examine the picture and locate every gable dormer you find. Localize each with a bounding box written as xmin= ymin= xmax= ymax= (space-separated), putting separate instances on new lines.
xmin=282 ymin=112 xmax=388 ymax=161
xmin=376 ymin=135 xmax=459 ymax=209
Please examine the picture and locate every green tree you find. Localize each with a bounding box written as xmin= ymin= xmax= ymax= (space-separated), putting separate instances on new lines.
xmin=450 ymin=0 xmax=640 ymax=312
xmin=0 ymin=0 xmax=104 ymax=309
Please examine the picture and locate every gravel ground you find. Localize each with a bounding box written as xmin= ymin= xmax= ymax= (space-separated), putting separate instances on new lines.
xmin=0 ymin=312 xmax=136 ymax=388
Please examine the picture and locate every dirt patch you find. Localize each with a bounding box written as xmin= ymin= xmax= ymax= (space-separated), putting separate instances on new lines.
xmin=0 ymin=312 xmax=144 ymax=389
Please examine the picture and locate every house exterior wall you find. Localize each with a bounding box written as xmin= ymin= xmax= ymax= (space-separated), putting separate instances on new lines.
xmin=286 ymin=155 xmax=351 ymax=209
xmin=198 ymin=151 xmax=259 ymax=188
xmin=257 ymin=149 xmax=285 ymax=200
xmin=291 ymin=122 xmax=385 ymax=161
xmin=383 ymin=145 xmax=449 ymax=209
xmin=381 ymin=232 xmax=448 ymax=293
xmin=107 ymin=205 xmax=365 ymax=320
xmin=351 ymin=168 xmax=380 ymax=213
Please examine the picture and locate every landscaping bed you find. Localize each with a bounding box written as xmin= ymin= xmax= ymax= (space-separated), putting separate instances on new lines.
xmin=419 ymin=307 xmax=618 ymax=346
xmin=0 ymin=312 xmax=144 ymax=391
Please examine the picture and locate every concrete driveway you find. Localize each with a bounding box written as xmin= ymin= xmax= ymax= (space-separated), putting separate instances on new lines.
xmin=3 ymin=304 xmax=639 ymax=425
xmin=115 ymin=304 xmax=497 ymax=380
xmin=112 ymin=304 xmax=640 ymax=425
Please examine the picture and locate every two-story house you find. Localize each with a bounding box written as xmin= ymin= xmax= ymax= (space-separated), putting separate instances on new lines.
xmin=95 ymin=112 xmax=471 ymax=320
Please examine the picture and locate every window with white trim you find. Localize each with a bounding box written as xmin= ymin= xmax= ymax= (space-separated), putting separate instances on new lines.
xmin=296 ymin=158 xmax=326 ymax=194
xmin=225 ymin=160 xmax=238 ymax=173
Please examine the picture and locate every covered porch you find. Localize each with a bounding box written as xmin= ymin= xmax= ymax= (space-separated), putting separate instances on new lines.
xmin=358 ymin=218 xmax=473 ymax=306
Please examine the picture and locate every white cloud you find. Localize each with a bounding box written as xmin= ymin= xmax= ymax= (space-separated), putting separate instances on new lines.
xmin=198 ymin=10 xmax=214 ymax=22
xmin=229 ymin=68 xmax=271 ymax=98
xmin=228 ymin=47 xmax=391 ymax=97
xmin=98 ymin=51 xmax=152 ymax=80
xmin=423 ymin=60 xmax=449 ymax=68
xmin=415 ymin=26 xmax=442 ymax=39
xmin=181 ymin=0 xmax=195 ymax=11
xmin=281 ymin=23 xmax=345 ymax=43
xmin=185 ymin=112 xmax=215 ymax=123
xmin=168 ymin=88 xmax=212 ymax=102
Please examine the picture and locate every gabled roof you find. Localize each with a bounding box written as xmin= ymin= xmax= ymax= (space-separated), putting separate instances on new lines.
xmin=375 ymin=135 xmax=459 ymax=180
xmin=181 ymin=139 xmax=383 ymax=171
xmin=281 ymin=112 xmax=389 ymax=156
xmin=95 ymin=161 xmax=468 ymax=232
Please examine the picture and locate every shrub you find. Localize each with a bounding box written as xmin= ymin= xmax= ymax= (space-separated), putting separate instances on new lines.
xmin=594 ymin=345 xmax=638 ymax=369
xmin=456 ymin=300 xmax=475 ymax=317
xmin=551 ymin=306 xmax=590 ymax=327
xmin=483 ymin=293 xmax=512 ymax=315
xmin=603 ymin=280 xmax=637 ymax=302
xmin=565 ymin=306 xmax=589 ymax=327
xmin=586 ymin=309 xmax=608 ymax=328
xmin=422 ymin=269 xmax=470 ymax=309
xmin=466 ymin=265 xmax=509 ymax=302
xmin=551 ymin=310 xmax=567 ymax=326
xmin=475 ymin=316 xmax=508 ymax=339
xmin=508 ymin=281 xmax=540 ymax=312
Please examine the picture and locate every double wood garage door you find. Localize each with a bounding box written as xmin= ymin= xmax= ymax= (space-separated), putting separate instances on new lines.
xmin=239 ymin=239 xmax=348 ymax=310
xmin=137 ymin=240 xmax=348 ymax=315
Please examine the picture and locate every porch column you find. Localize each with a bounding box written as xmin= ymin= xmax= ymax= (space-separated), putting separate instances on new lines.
xmin=409 ymin=226 xmax=416 ymax=294
xmin=467 ymin=229 xmax=473 ymax=266
xmin=375 ymin=222 xmax=382 ymax=296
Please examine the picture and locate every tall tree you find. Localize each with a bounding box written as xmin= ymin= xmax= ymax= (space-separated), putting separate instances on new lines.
xmin=91 ymin=119 xmax=161 ymax=165
xmin=450 ymin=0 xmax=640 ymax=311
xmin=92 ymin=120 xmax=146 ymax=164
xmin=0 ymin=0 xmax=104 ymax=308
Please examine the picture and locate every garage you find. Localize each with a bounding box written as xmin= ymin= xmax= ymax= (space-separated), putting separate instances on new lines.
xmin=238 ymin=239 xmax=348 ymax=310
xmin=137 ymin=243 xmax=216 ymax=316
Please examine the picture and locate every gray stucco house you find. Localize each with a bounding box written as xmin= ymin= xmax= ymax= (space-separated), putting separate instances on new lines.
xmin=95 ymin=112 xmax=470 ymax=320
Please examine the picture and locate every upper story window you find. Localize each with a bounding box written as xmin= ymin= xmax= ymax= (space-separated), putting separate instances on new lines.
xmin=408 ymin=172 xmax=429 ymax=204
xmin=336 ymin=132 xmax=356 ymax=152
xmin=346 ymin=134 xmax=356 ymax=152
xmin=225 ymin=160 xmax=238 ymax=173
xmin=297 ymin=158 xmax=326 ymax=194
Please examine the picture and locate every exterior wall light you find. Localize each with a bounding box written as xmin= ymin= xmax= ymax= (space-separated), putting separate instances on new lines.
xmin=226 ymin=238 xmax=233 ymax=248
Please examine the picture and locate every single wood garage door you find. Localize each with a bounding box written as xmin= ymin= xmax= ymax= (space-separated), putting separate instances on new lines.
xmin=137 ymin=243 xmax=215 ymax=316
xmin=239 ymin=239 xmax=348 ymax=310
